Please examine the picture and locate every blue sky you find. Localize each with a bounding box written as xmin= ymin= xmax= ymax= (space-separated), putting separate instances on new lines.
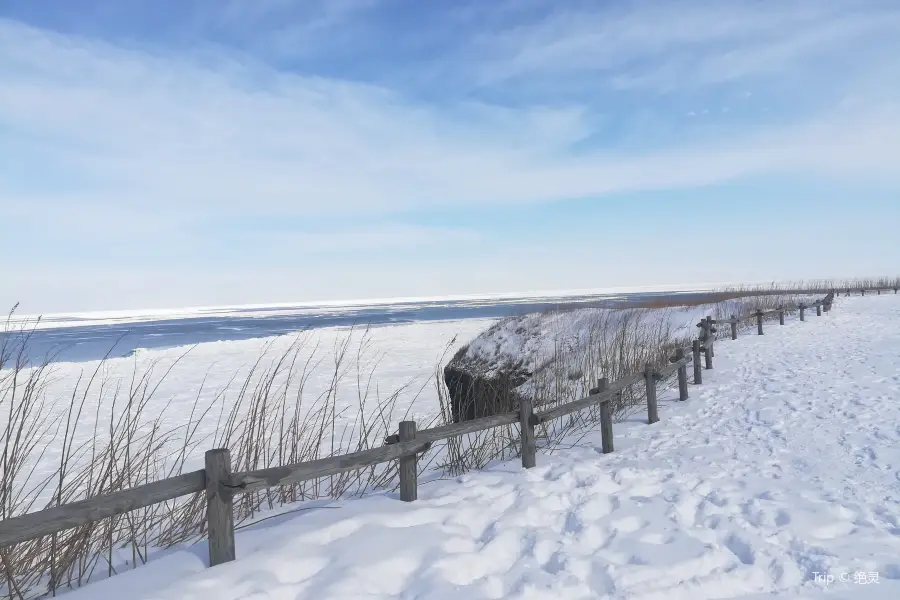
xmin=1 ymin=0 xmax=898 ymax=313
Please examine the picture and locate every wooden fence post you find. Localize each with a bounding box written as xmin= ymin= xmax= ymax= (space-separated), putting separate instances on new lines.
xmin=756 ymin=310 xmax=764 ymax=335
xmin=779 ymin=308 xmax=785 ymax=325
xmin=706 ymin=316 xmax=715 ymax=358
xmin=398 ymin=421 xmax=418 ymax=502
xmin=519 ymin=396 xmax=537 ymax=469
xmin=700 ymin=319 xmax=713 ymax=370
xmin=730 ymin=315 xmax=737 ymax=340
xmin=205 ymin=449 xmax=236 ymax=567
xmin=816 ymin=302 xmax=822 ymax=317
xmin=644 ymin=363 xmax=659 ymax=424
xmin=862 ymin=289 xmax=866 ymax=296
xmin=692 ymin=340 xmax=702 ymax=385
xmin=799 ymin=303 xmax=806 ymax=321
xmin=675 ymin=348 xmax=688 ymax=401
xmin=598 ymin=377 xmax=614 ymax=453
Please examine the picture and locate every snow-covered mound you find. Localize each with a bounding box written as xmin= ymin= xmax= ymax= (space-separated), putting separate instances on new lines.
xmin=69 ymin=295 xmax=900 ymax=599
xmin=444 ymin=295 xmax=822 ymax=422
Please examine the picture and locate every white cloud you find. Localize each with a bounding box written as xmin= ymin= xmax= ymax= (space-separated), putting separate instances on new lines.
xmin=466 ymin=2 xmax=848 ymax=83
xmin=610 ymin=10 xmax=900 ymax=91
xmin=216 ymin=0 xmax=380 ymax=60
xmin=2 ymin=15 xmax=898 ymax=236
xmin=231 ymin=224 xmax=480 ymax=254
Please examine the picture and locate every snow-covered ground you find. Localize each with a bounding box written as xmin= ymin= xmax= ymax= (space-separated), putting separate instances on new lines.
xmin=62 ymin=295 xmax=900 ymax=599
xmin=461 ymin=297 xmax=823 ymax=377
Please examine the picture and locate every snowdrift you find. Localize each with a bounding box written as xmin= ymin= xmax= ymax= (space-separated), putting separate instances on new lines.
xmin=444 ymin=295 xmax=824 ymax=422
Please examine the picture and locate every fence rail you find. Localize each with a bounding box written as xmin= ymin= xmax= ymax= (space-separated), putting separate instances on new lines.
xmin=0 ymin=289 xmax=863 ymax=568
xmin=842 ymin=286 xmax=899 ymax=296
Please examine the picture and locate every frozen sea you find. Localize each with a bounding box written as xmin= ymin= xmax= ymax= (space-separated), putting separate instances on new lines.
xmin=5 ymin=286 xmax=716 ymax=364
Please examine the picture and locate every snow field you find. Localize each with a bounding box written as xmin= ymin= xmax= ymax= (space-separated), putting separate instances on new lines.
xmin=67 ymin=295 xmax=900 ymax=599
xmin=2 ymin=318 xmax=494 ymax=504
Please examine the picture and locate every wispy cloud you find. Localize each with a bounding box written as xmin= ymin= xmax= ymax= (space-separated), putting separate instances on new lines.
xmin=211 ymin=0 xmax=381 ymax=61
xmin=221 ymin=224 xmax=480 ymax=255
xmin=609 ymin=8 xmax=900 ymax=92
xmin=3 ymin=15 xmax=897 ymax=218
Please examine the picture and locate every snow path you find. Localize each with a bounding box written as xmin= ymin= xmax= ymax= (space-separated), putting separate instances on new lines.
xmin=72 ymin=296 xmax=900 ymax=599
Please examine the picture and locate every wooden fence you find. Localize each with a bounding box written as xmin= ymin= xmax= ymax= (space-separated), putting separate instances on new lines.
xmin=0 ymin=289 xmax=876 ymax=571
xmin=843 ymin=286 xmax=899 ymax=296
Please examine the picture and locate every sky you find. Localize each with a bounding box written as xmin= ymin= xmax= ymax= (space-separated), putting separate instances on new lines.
xmin=1 ymin=0 xmax=899 ymax=314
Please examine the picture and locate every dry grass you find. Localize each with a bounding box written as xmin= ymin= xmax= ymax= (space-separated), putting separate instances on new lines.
xmin=434 ymin=306 xmax=688 ymax=474
xmin=714 ymin=277 xmax=899 ymax=297
xmin=834 ymin=276 xmax=900 ymax=294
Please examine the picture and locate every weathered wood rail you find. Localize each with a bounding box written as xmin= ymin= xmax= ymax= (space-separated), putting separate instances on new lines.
xmin=843 ymin=286 xmax=899 ymax=297
xmin=0 ymin=289 xmax=864 ymax=570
